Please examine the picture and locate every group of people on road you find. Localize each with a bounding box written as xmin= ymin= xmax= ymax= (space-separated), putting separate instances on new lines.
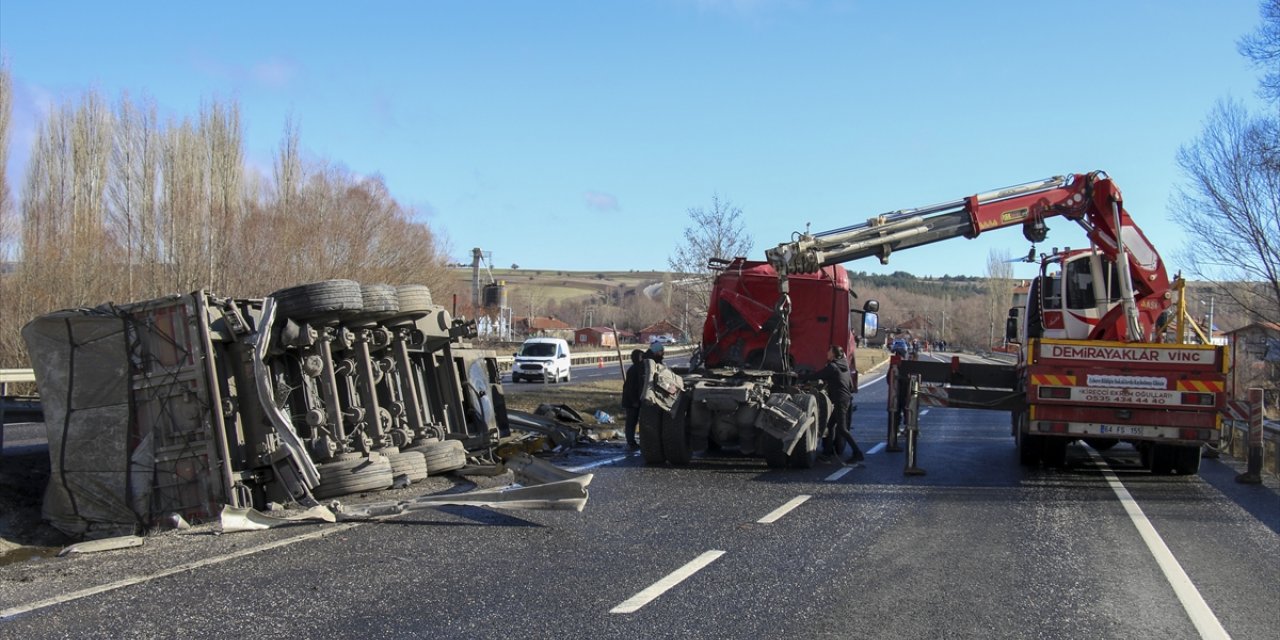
xmin=620 ymin=339 xmax=864 ymax=465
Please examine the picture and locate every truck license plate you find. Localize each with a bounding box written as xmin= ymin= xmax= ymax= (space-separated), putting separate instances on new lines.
xmin=1097 ymin=424 xmax=1144 ymax=436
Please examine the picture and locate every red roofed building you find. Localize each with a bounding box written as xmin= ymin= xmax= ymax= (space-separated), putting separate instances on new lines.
xmin=639 ymin=320 xmax=685 ymax=344
xmin=515 ymin=316 xmax=574 ymax=340
xmin=574 ymin=326 xmax=618 ymax=348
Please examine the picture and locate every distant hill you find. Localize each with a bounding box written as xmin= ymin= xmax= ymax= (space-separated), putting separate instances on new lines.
xmin=453 ymin=267 xmax=668 ymax=307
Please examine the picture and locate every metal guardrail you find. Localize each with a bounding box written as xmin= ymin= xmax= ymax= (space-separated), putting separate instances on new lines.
xmin=1 ymin=369 xmax=38 ymax=453
xmin=0 ymin=369 xmax=35 ymax=385
xmin=494 ymin=344 xmax=696 ymax=372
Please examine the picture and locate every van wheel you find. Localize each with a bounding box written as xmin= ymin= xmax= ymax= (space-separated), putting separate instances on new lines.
xmin=562 ymin=370 xmax=571 ymax=383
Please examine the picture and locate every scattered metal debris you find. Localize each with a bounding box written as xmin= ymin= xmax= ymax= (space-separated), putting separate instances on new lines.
xmin=57 ymin=536 xmax=144 ymax=556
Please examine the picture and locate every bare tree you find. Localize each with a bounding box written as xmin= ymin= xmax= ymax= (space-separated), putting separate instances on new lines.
xmin=985 ymin=249 xmax=1015 ymax=348
xmin=160 ymin=117 xmax=211 ymax=292
xmin=1240 ymin=0 xmax=1280 ymax=103
xmin=201 ymin=98 xmax=244 ymax=291
xmin=109 ymin=92 xmax=161 ymax=299
xmin=668 ymin=194 xmax=753 ymax=331
xmin=0 ymin=62 xmax=12 ymax=263
xmin=0 ymin=62 xmax=17 ymax=367
xmin=0 ymin=91 xmax=457 ymax=368
xmin=1173 ymin=100 xmax=1280 ymax=323
xmin=273 ymin=113 xmax=302 ymax=219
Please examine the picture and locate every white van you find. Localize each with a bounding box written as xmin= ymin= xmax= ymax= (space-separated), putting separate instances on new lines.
xmin=511 ymin=337 xmax=572 ymax=383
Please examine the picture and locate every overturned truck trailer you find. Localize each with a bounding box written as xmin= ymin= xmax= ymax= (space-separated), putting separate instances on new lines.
xmin=22 ymin=280 xmax=506 ymax=539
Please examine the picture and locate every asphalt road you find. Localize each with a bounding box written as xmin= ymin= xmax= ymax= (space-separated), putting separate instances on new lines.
xmin=1 ymin=354 xmax=1277 ymax=638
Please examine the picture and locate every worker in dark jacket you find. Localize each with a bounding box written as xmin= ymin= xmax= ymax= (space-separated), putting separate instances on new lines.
xmin=800 ymin=345 xmax=864 ymax=465
xmin=621 ymin=349 xmax=646 ymax=449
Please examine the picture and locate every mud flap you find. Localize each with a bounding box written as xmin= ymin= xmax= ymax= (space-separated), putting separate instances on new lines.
xmin=753 ymin=393 xmax=815 ymax=455
xmin=640 ymin=361 xmax=684 ymax=414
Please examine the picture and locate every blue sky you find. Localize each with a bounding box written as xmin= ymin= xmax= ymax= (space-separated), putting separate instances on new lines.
xmin=0 ymin=0 xmax=1269 ymax=278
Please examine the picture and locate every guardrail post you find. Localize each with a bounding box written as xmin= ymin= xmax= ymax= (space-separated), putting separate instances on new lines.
xmin=904 ymin=373 xmax=925 ymax=476
xmin=1235 ymin=388 xmax=1265 ymax=485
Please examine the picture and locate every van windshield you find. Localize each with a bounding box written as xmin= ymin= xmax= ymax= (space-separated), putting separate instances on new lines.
xmin=520 ymin=343 xmax=557 ymax=358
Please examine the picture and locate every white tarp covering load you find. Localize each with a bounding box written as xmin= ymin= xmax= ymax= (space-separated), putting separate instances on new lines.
xmin=22 ymin=300 xmax=226 ymax=539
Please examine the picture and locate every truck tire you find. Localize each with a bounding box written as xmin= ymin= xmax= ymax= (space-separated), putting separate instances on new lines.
xmin=360 ymin=284 xmax=400 ymax=314
xmin=789 ymin=395 xmax=819 ymax=469
xmin=760 ymin=434 xmax=788 ymax=469
xmin=270 ymin=280 xmax=364 ymax=320
xmin=1016 ymin=413 xmax=1041 ymax=467
xmin=814 ymin=394 xmax=832 ymax=454
xmin=1173 ymin=445 xmax=1202 ymax=475
xmin=395 ymin=284 xmax=433 ymax=312
xmin=406 ymin=439 xmax=467 ymax=475
xmin=1018 ymin=433 xmax=1042 ymax=467
xmin=1149 ymin=444 xmax=1177 ymax=475
xmin=638 ymin=405 xmax=666 ymax=465
xmin=381 ymin=447 xmax=429 ymax=483
xmin=661 ymin=398 xmax=693 ymax=466
xmin=789 ymin=431 xmax=818 ymax=469
xmin=1041 ymin=437 xmax=1069 ymax=468
xmin=312 ymin=452 xmax=394 ymax=499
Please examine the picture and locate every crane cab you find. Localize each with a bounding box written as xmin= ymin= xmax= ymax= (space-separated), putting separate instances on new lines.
xmin=1013 ymin=248 xmax=1124 ymax=343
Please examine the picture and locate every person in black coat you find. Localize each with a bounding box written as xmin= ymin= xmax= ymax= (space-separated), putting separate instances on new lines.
xmin=800 ymin=345 xmax=864 ymax=464
xmin=621 ymin=349 xmax=646 ymax=448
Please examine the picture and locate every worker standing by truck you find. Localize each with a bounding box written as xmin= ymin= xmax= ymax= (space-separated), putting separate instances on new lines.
xmin=801 ymin=345 xmax=864 ymax=465
xmin=621 ymin=349 xmax=645 ymax=449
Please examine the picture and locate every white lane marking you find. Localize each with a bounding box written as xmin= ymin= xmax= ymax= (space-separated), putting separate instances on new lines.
xmin=566 ymin=454 xmax=631 ymax=472
xmin=825 ymin=467 xmax=853 ymax=482
xmin=858 ymin=374 xmax=885 ymax=389
xmin=0 ymin=523 xmax=362 ymax=621
xmin=1088 ymin=449 xmax=1232 ymax=640
xmin=757 ymin=494 xmax=811 ymax=524
xmin=867 ymin=442 xmax=886 ymax=455
xmin=919 ymin=409 xmax=930 ymax=417
xmin=610 ymin=550 xmax=726 ymax=614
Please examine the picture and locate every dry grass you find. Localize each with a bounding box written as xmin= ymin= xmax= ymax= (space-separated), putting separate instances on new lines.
xmin=503 ymin=379 xmax=627 ymax=419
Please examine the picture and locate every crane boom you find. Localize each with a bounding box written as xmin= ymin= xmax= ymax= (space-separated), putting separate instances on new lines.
xmin=765 ymin=171 xmax=1171 ymax=342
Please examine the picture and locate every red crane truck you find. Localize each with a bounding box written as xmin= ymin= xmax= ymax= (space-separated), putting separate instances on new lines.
xmin=764 ymin=171 xmax=1226 ymax=474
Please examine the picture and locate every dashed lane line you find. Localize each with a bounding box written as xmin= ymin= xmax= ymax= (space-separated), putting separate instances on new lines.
xmin=867 ymin=442 xmax=886 ymax=455
xmin=610 ymin=550 xmax=726 ymax=614
xmin=1088 ymin=448 xmax=1232 ymax=640
xmin=566 ymin=454 xmax=632 ymax=472
xmin=825 ymin=467 xmax=853 ymax=482
xmin=756 ymin=495 xmax=811 ymax=524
